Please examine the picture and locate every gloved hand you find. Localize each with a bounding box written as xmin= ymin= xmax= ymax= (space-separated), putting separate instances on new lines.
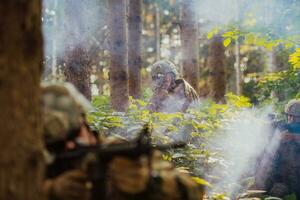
xmin=148 ymin=89 xmax=169 ymax=112
xmin=109 ymin=156 xmax=150 ymax=194
xmin=45 ymin=169 xmax=92 ymax=200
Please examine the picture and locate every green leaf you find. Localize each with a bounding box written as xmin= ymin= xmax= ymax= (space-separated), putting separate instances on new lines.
xmin=207 ymin=31 xmax=214 ymax=39
xmin=222 ymin=31 xmax=234 ymax=37
xmin=207 ymin=27 xmax=220 ymax=39
xmin=244 ymin=33 xmax=255 ymax=44
xmin=223 ymin=38 xmax=232 ymax=47
xmin=192 ymin=177 xmax=213 ymax=188
xmin=283 ymin=193 xmax=297 ymax=200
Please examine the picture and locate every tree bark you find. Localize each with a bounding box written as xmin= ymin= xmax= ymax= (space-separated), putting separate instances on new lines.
xmin=108 ymin=0 xmax=129 ymax=111
xmin=51 ymin=0 xmax=58 ymax=80
xmin=267 ymin=47 xmax=278 ymax=72
xmin=64 ymin=0 xmax=92 ymax=100
xmin=235 ymin=39 xmax=242 ymax=95
xmin=0 ymin=1 xmax=44 ymax=199
xmin=97 ymin=64 xmax=105 ymax=95
xmin=154 ymin=4 xmax=160 ymax=61
xmin=128 ymin=0 xmax=142 ymax=99
xmin=180 ymin=0 xmax=200 ymax=92
xmin=234 ymin=0 xmax=242 ymax=95
xmin=64 ymin=46 xmax=92 ymax=100
xmin=208 ymin=35 xmax=226 ymax=103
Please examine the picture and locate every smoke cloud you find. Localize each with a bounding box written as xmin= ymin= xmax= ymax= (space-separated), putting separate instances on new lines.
xmin=42 ymin=0 xmax=108 ymax=74
xmin=205 ymin=106 xmax=281 ymax=197
xmin=194 ymin=0 xmax=300 ymax=36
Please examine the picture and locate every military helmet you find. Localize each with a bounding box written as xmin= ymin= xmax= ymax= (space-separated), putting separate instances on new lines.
xmin=41 ymin=82 xmax=93 ymax=142
xmin=285 ymin=99 xmax=300 ymax=116
xmin=150 ymin=60 xmax=178 ymax=79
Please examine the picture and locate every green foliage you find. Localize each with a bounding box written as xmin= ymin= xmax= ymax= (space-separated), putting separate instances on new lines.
xmin=283 ymin=194 xmax=297 ymax=200
xmin=212 ymin=193 xmax=230 ymax=200
xmin=223 ymin=38 xmax=232 ymax=47
xmin=226 ymin=93 xmax=252 ymax=108
xmin=207 ymin=25 xmax=299 ymax=50
xmin=88 ymin=95 xmax=123 ymax=133
xmin=289 ymin=48 xmax=300 ymax=70
xmin=257 ymin=69 xmax=300 ymax=102
xmin=88 ymin=92 xmax=253 ymax=197
xmin=207 ymin=27 xmax=220 ymax=39
xmin=243 ymin=76 xmax=259 ymax=104
xmin=192 ymin=177 xmax=213 ymax=188
xmin=229 ymin=48 xmax=300 ymax=125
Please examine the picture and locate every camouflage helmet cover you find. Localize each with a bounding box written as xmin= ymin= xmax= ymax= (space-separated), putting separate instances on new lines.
xmin=285 ymin=99 xmax=300 ymax=117
xmin=41 ymin=82 xmax=93 ymax=141
xmin=150 ymin=60 xmax=178 ymax=79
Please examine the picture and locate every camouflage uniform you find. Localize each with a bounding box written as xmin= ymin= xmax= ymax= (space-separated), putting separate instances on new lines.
xmin=108 ymin=151 xmax=204 ymax=200
xmin=42 ymin=82 xmax=204 ymax=200
xmin=255 ymin=100 xmax=300 ymax=198
xmin=149 ymin=60 xmax=199 ymax=113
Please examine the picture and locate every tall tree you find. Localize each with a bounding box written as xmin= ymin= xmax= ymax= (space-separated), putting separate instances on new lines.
xmin=51 ymin=0 xmax=58 ymax=80
xmin=154 ymin=3 xmax=160 ymax=61
xmin=267 ymin=47 xmax=279 ymax=72
xmin=64 ymin=46 xmax=92 ymax=100
xmin=64 ymin=0 xmax=92 ymax=100
xmin=108 ymin=0 xmax=129 ymax=111
xmin=96 ymin=64 xmax=105 ymax=95
xmin=0 ymin=1 xmax=44 ymax=199
xmin=208 ymin=35 xmax=226 ymax=102
xmin=128 ymin=0 xmax=142 ymax=99
xmin=180 ymin=0 xmax=200 ymax=92
xmin=234 ymin=38 xmax=242 ymax=95
xmin=234 ymin=0 xmax=242 ymax=95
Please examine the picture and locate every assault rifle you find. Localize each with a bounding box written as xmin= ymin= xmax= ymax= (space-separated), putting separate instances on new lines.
xmin=266 ymin=114 xmax=300 ymax=141
xmin=46 ymin=124 xmax=186 ymax=200
xmin=267 ymin=113 xmax=286 ymax=131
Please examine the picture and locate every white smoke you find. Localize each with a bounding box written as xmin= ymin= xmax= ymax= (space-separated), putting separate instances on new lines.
xmin=42 ymin=0 xmax=108 ymax=75
xmin=194 ymin=0 xmax=300 ymax=36
xmin=206 ymin=106 xmax=281 ymax=197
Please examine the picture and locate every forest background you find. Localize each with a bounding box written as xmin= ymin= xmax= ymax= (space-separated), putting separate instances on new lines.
xmin=1 ymin=0 xmax=300 ymax=199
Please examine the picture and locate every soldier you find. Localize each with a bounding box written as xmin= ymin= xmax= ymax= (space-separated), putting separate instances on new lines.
xmin=42 ymin=82 xmax=204 ymax=200
xmin=149 ymin=60 xmax=199 ymax=113
xmin=255 ymin=99 xmax=300 ymax=198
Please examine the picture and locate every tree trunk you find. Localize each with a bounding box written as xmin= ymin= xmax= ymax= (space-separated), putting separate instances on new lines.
xmin=235 ymin=39 xmax=242 ymax=95
xmin=208 ymin=35 xmax=226 ymax=103
xmin=180 ymin=0 xmax=200 ymax=92
xmin=64 ymin=46 xmax=92 ymax=100
xmin=234 ymin=0 xmax=242 ymax=95
xmin=128 ymin=0 xmax=142 ymax=99
xmin=64 ymin=1 xmax=92 ymax=100
xmin=97 ymin=64 xmax=105 ymax=95
xmin=267 ymin=47 xmax=278 ymax=72
xmin=0 ymin=1 xmax=44 ymax=200
xmin=108 ymin=0 xmax=129 ymax=111
xmin=154 ymin=4 xmax=160 ymax=61
xmin=51 ymin=0 xmax=58 ymax=80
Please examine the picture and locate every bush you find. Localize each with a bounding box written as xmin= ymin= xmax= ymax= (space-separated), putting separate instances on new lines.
xmin=88 ymin=92 xmax=254 ymax=196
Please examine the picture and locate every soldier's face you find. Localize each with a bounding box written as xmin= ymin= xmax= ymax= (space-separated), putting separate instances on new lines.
xmin=288 ymin=115 xmax=300 ymax=123
xmin=287 ymin=115 xmax=300 ymax=123
xmin=152 ymin=73 xmax=173 ymax=91
xmin=65 ymin=118 xmax=97 ymax=149
xmin=152 ymin=73 xmax=166 ymax=90
xmin=288 ymin=115 xmax=293 ymax=123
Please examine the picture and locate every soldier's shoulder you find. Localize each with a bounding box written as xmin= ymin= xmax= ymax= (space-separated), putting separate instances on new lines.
xmin=176 ymin=79 xmax=199 ymax=101
xmin=151 ymin=151 xmax=204 ymax=200
xmin=176 ymin=172 xmax=205 ymax=200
